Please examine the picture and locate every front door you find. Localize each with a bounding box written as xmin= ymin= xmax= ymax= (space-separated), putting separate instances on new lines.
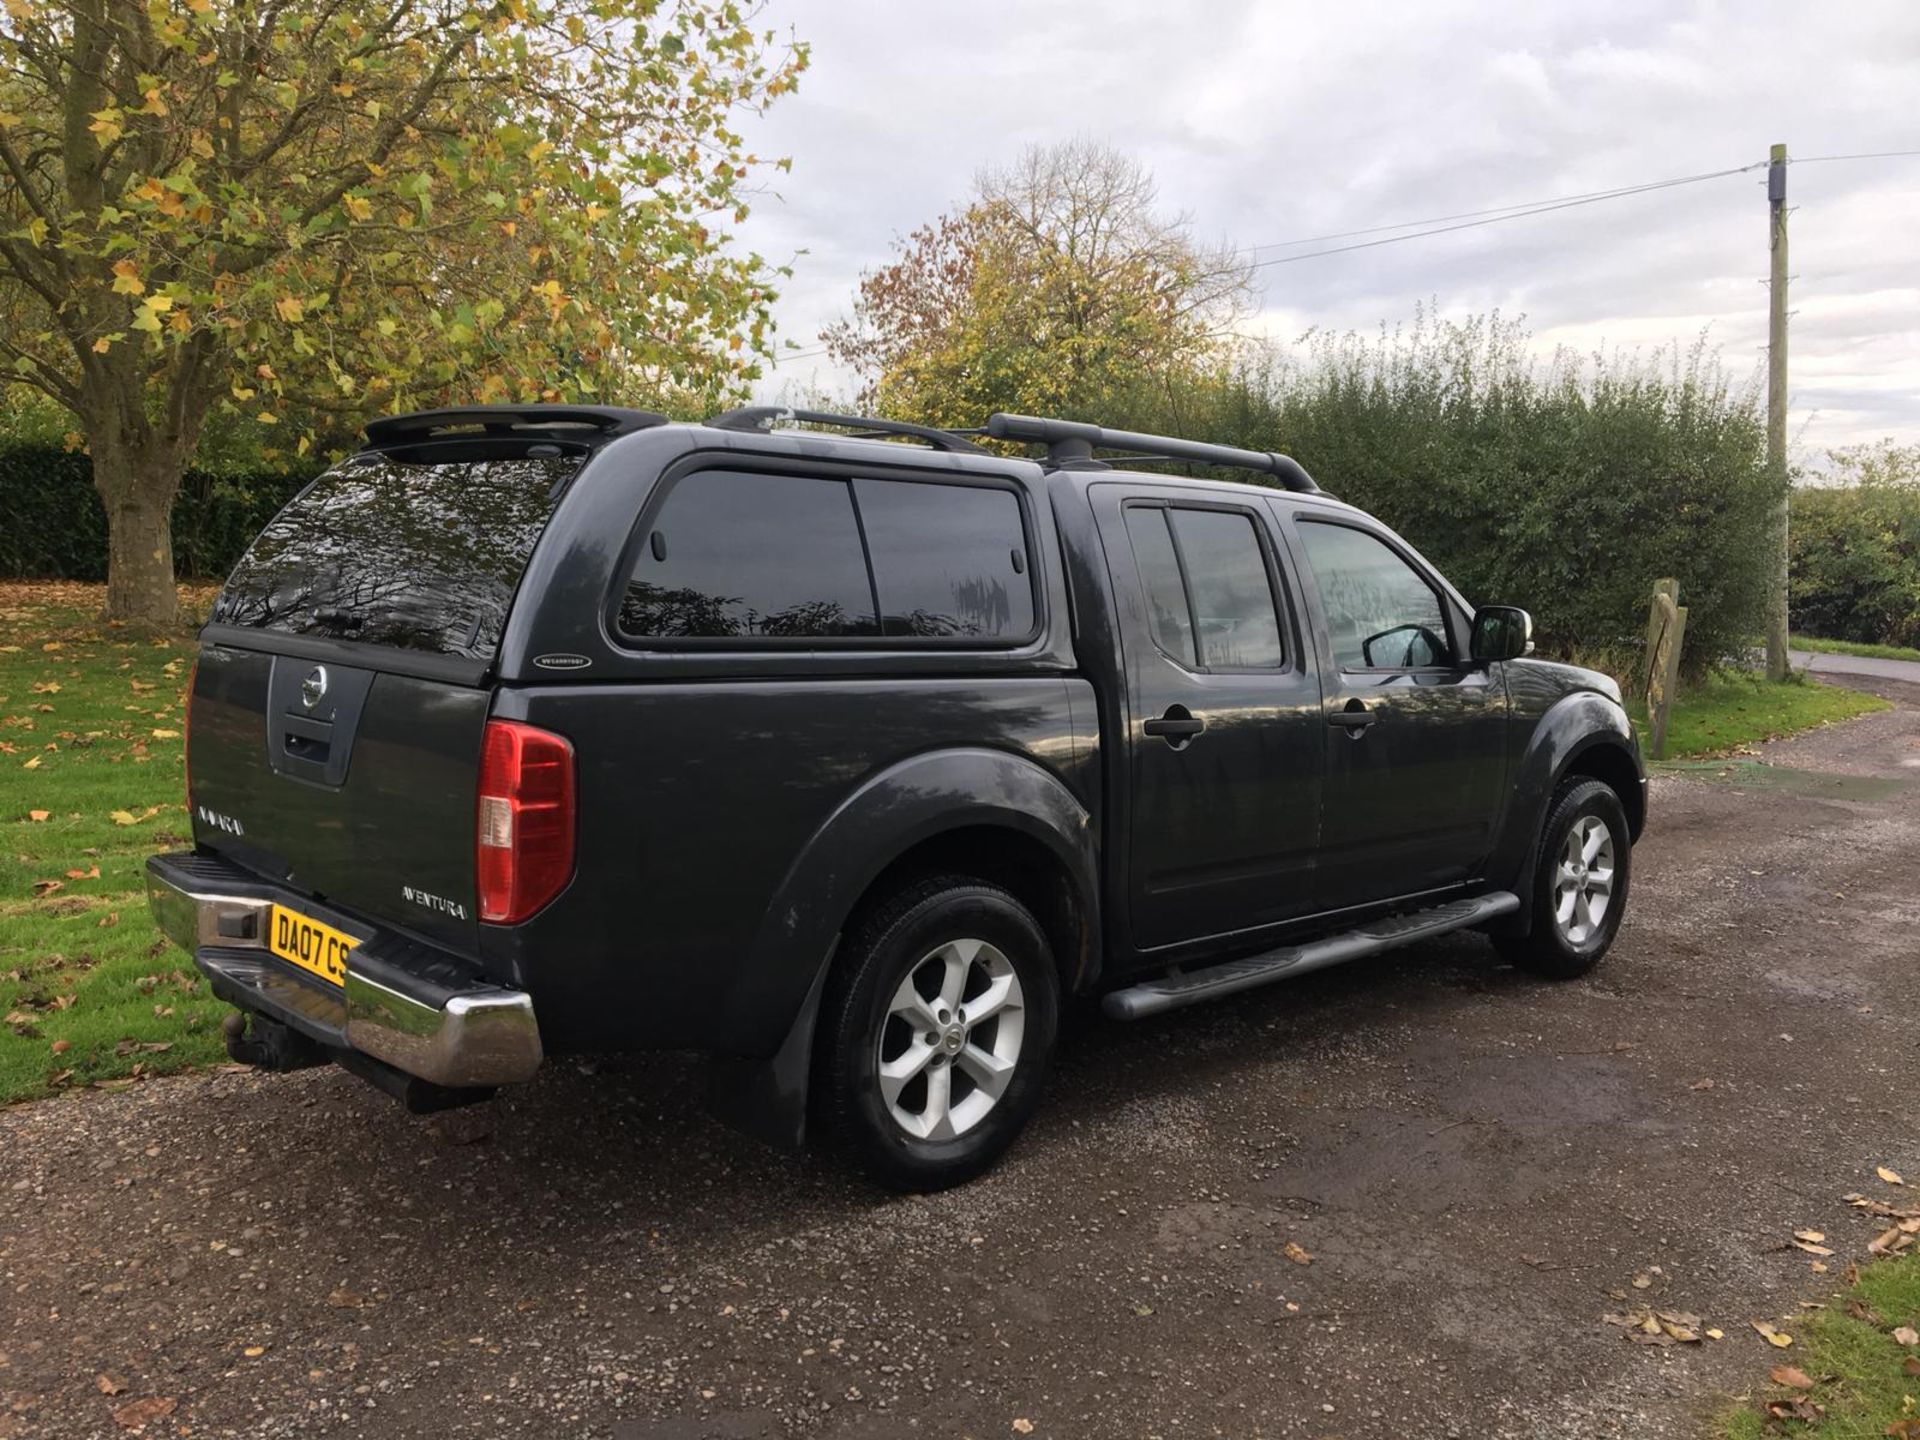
xmin=1092 ymin=485 xmax=1325 ymax=952
xmin=1282 ymin=512 xmax=1509 ymax=908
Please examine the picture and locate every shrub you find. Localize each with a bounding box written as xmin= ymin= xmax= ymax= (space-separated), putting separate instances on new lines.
xmin=0 ymin=447 xmax=312 ymax=581
xmin=1094 ymin=312 xmax=1775 ymax=676
xmin=1789 ymin=444 xmax=1920 ymax=648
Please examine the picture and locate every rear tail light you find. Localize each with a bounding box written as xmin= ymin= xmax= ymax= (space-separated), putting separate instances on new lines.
xmin=476 ymin=720 xmax=576 ymax=924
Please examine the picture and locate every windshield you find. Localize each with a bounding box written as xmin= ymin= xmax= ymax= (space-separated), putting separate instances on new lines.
xmin=211 ymin=451 xmax=579 ymax=661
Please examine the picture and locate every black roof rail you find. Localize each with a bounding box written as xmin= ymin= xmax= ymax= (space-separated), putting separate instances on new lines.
xmin=706 ymin=405 xmax=989 ymax=455
xmin=363 ymin=405 xmax=668 ymax=449
xmin=985 ymin=412 xmax=1321 ymax=494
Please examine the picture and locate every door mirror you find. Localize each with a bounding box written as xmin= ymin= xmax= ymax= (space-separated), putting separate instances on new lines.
xmin=1470 ymin=606 xmax=1533 ymax=663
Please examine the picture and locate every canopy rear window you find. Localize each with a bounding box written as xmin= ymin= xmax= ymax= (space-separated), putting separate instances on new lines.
xmin=211 ymin=451 xmax=579 ymax=661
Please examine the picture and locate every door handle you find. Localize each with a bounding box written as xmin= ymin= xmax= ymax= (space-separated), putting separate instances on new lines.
xmin=1144 ymin=706 xmax=1205 ymax=745
xmin=1328 ymin=700 xmax=1379 ymax=733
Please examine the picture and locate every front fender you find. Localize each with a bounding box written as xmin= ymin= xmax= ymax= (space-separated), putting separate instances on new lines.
xmin=1486 ymin=691 xmax=1641 ymax=902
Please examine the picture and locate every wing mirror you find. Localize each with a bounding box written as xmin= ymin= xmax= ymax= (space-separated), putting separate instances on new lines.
xmin=1470 ymin=606 xmax=1533 ymax=664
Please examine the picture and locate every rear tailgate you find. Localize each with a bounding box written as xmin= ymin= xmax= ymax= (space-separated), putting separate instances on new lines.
xmin=186 ymin=447 xmax=582 ymax=955
xmin=189 ymin=648 xmax=491 ymax=953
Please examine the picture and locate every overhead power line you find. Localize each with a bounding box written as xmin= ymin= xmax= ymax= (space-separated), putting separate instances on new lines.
xmin=1244 ymin=164 xmax=1764 ymax=270
xmin=1793 ymin=148 xmax=1920 ymax=164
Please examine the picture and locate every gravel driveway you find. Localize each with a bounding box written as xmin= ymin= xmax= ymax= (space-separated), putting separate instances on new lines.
xmin=5 ymin=677 xmax=1918 ymax=1440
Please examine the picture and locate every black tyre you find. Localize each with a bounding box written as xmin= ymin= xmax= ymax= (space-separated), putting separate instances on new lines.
xmin=815 ymin=875 xmax=1059 ymax=1192
xmin=1494 ymin=777 xmax=1632 ymax=979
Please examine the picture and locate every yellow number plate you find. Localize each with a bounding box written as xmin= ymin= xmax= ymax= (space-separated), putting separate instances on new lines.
xmin=267 ymin=906 xmax=357 ymax=989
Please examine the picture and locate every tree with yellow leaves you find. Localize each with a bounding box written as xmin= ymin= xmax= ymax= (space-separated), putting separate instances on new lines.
xmin=0 ymin=0 xmax=807 ymax=625
xmin=824 ymin=141 xmax=1254 ymax=431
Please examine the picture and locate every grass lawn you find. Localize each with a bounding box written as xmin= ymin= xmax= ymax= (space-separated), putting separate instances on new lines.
xmin=1632 ymin=672 xmax=1891 ymax=761
xmin=1 ymin=581 xmax=224 ymax=1104
xmin=1791 ymin=632 xmax=1920 ymax=666
xmin=1722 ymin=1250 xmax=1920 ymax=1438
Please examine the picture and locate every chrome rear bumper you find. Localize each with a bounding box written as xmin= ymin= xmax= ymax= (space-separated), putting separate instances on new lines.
xmin=147 ymin=852 xmax=541 ymax=1090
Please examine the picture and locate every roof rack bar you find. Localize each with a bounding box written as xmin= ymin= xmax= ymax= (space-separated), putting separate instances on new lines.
xmin=705 ymin=405 xmax=989 ymax=455
xmin=363 ymin=405 xmax=667 ymax=448
xmin=985 ymin=412 xmax=1321 ymax=493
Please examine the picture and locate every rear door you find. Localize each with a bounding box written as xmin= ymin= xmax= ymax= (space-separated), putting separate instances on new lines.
xmin=1279 ymin=509 xmax=1509 ymax=908
xmin=186 ymin=447 xmax=582 ymax=953
xmin=1091 ymin=483 xmax=1324 ymax=952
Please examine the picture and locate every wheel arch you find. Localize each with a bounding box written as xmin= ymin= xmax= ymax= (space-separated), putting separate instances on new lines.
xmin=704 ymin=748 xmax=1096 ymax=1149
xmin=1484 ymin=693 xmax=1646 ymax=931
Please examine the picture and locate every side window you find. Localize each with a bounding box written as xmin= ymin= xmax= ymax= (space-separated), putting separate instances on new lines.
xmin=1122 ymin=504 xmax=1284 ymax=670
xmin=619 ymin=471 xmax=878 ymax=638
xmin=1296 ymin=521 xmax=1452 ymax=670
xmin=852 ymin=478 xmax=1034 ymax=639
xmin=1168 ymin=509 xmax=1285 ymax=669
xmin=1123 ymin=506 xmax=1197 ymax=665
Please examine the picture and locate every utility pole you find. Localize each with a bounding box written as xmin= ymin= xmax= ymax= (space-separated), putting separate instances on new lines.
xmin=1763 ymin=141 xmax=1791 ymax=682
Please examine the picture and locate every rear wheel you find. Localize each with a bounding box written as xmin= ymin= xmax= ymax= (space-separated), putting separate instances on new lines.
xmin=1494 ymin=777 xmax=1631 ymax=979
xmin=816 ymin=876 xmax=1059 ymax=1191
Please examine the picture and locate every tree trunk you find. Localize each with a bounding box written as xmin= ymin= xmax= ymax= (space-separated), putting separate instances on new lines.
xmin=93 ymin=447 xmax=183 ymax=630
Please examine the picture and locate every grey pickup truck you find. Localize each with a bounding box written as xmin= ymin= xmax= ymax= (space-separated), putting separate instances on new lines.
xmin=149 ymin=405 xmax=1646 ymax=1189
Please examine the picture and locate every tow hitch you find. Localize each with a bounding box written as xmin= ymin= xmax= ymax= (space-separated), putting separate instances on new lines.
xmin=222 ymin=1010 xmax=328 ymax=1071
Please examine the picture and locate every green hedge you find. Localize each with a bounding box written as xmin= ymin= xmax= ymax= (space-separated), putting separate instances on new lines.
xmin=1087 ymin=316 xmax=1775 ymax=677
xmin=0 ymin=447 xmax=313 ymax=581
xmin=1790 ymin=478 xmax=1920 ymax=648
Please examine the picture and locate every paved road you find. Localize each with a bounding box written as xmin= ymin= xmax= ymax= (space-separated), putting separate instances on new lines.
xmin=5 ymin=678 xmax=1920 ymax=1440
xmin=1792 ymin=646 xmax=1920 ymax=684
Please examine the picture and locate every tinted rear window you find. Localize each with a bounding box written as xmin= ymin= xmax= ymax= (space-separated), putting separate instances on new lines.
xmin=619 ymin=471 xmax=879 ymax=638
xmin=854 ymin=478 xmax=1033 ymax=638
xmin=617 ymin=469 xmax=1037 ymax=644
xmin=212 ymin=452 xmax=577 ymax=660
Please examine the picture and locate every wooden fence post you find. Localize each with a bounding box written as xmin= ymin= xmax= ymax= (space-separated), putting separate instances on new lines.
xmin=1645 ymin=585 xmax=1688 ymax=761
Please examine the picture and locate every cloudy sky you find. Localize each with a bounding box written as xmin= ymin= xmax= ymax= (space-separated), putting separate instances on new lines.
xmin=730 ymin=0 xmax=1919 ymax=459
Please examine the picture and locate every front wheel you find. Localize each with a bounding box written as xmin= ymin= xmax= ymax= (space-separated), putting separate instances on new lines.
xmin=815 ymin=876 xmax=1059 ymax=1191
xmin=1494 ymin=777 xmax=1632 ymax=979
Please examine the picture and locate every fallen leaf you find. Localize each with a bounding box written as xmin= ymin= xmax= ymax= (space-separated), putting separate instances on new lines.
xmin=243 ymin=1345 xmax=265 ymax=1357
xmin=1750 ymin=1320 xmax=1793 ymax=1347
xmin=111 ymin=1395 xmax=175 ymax=1431
xmin=65 ymin=866 xmax=100 ymax=880
xmin=1282 ymin=1241 xmax=1313 ymax=1266
xmin=1885 ymin=1422 xmax=1920 ymax=1440
xmin=150 ymin=729 xmax=179 ymax=740
xmin=109 ymin=810 xmax=137 ymax=826
xmin=1012 ymin=1422 xmax=1035 ymax=1436
xmin=1766 ymin=1398 xmax=1824 ymax=1422
xmin=1689 ymin=1078 xmax=1715 ymax=1091
xmin=1631 ymin=1272 xmax=1652 ymax=1289
xmin=1894 ymin=1326 xmax=1919 ymax=1347
xmin=1879 ymin=1166 xmax=1905 ymax=1186
xmin=1791 ymin=1238 xmax=1835 ymax=1257
xmin=1793 ymin=1229 xmax=1826 ymax=1244
xmin=326 ymin=1287 xmax=368 ymax=1309
xmin=1904 ymin=1356 xmax=1920 ymax=1377
xmin=32 ymin=878 xmax=61 ymax=897
xmin=96 ymin=1373 xmax=126 ymax=1395
xmin=50 ymin=1039 xmax=70 ymax=1054
xmin=1770 ymin=1364 xmax=1815 ymax=1389
xmin=22 ymin=755 xmax=40 ymax=769
xmin=28 ymin=809 xmax=48 ymax=822
xmin=1705 ymin=1327 xmax=1725 ymax=1339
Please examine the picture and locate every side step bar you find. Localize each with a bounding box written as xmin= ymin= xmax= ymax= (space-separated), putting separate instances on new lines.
xmin=1102 ymin=891 xmax=1521 ymax=1021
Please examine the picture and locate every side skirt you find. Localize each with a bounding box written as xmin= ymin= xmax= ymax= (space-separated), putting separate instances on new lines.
xmin=1102 ymin=891 xmax=1521 ymax=1021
